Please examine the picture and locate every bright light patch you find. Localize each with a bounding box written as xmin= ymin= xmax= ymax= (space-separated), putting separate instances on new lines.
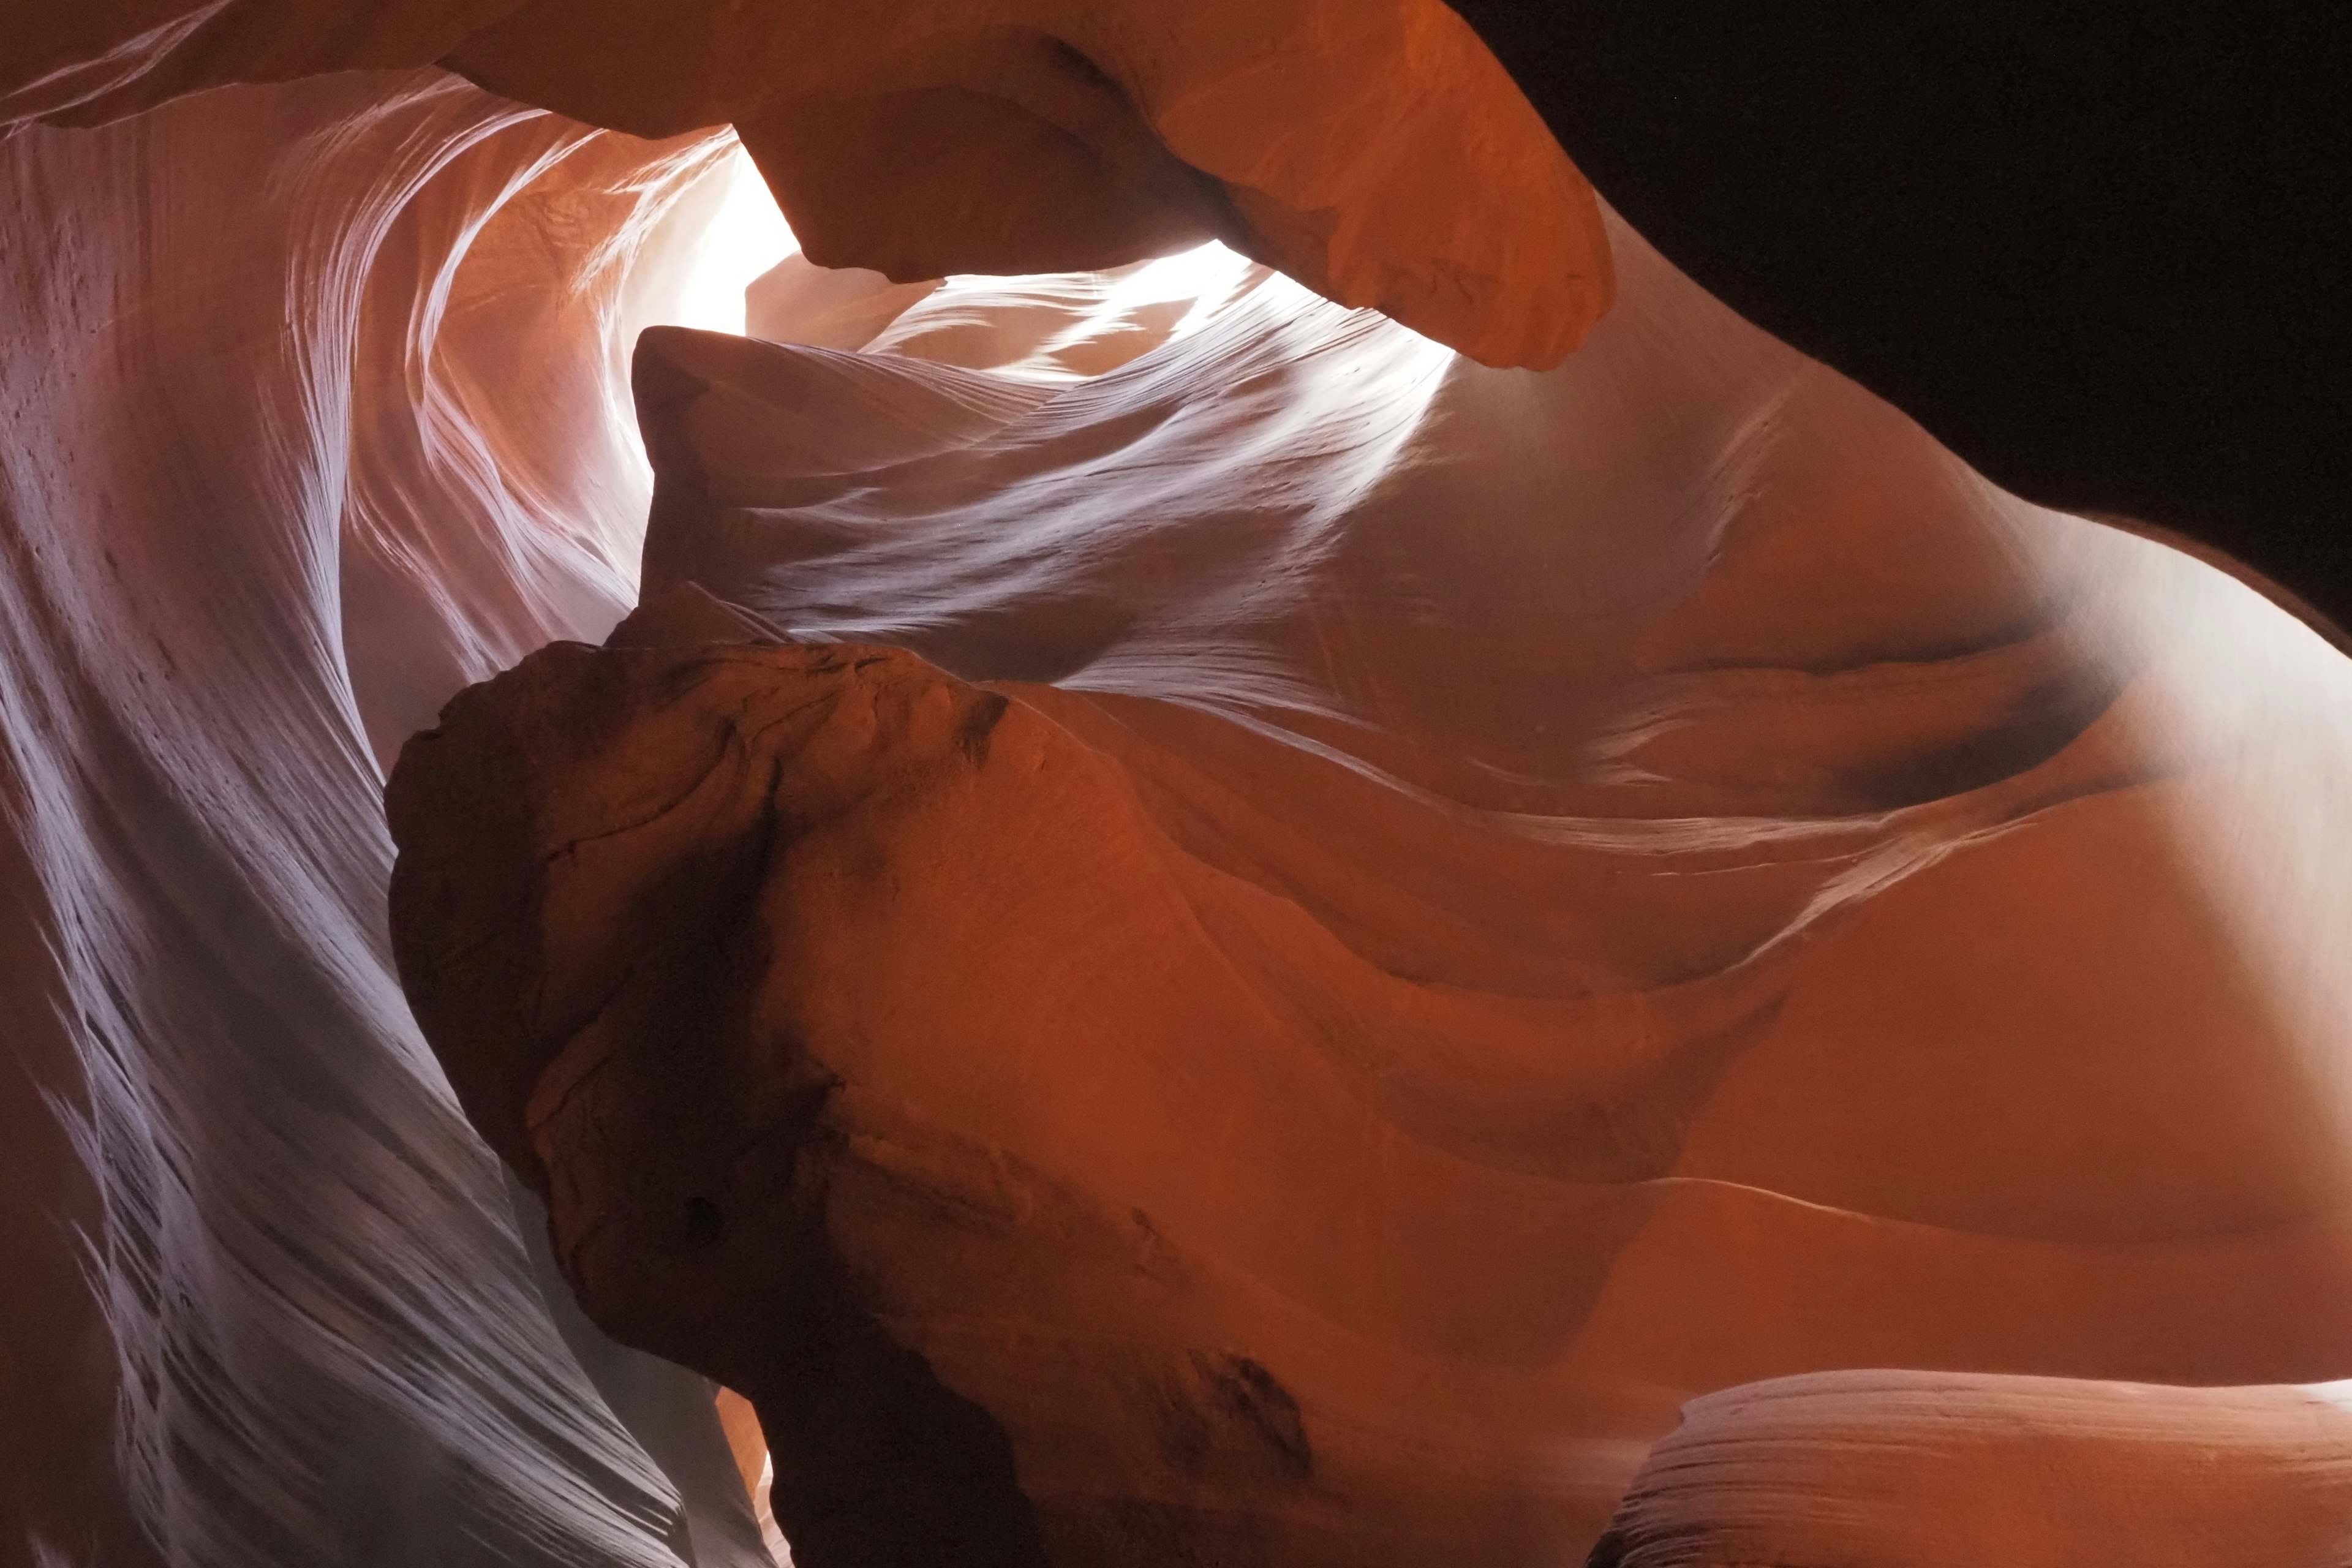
xmin=1110 ymin=241 xmax=1259 ymax=342
xmin=1120 ymin=241 xmax=1254 ymax=304
xmin=669 ymin=146 xmax=797 ymax=337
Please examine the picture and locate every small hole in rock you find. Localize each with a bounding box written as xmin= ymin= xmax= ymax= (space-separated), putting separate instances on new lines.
xmin=682 ymin=1196 xmax=725 ymax=1250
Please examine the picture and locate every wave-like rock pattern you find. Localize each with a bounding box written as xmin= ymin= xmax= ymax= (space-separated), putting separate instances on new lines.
xmin=1591 ymin=1370 xmax=2352 ymax=1567
xmin=0 ymin=70 xmax=778 ymax=1568
xmin=2 ymin=0 xmax=1609 ymax=370
xmin=7 ymin=9 xmax=2352 ymax=1564
xmin=388 ymin=204 xmax=2352 ymax=1561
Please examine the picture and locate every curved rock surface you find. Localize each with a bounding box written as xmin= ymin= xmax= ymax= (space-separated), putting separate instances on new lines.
xmin=2 ymin=0 xmax=1611 ymax=370
xmin=1591 ymin=1370 xmax=2352 ymax=1568
xmin=0 ymin=67 xmax=777 ymax=1568
xmin=390 ymin=202 xmax=2352 ymax=1562
xmin=4 ymin=12 xmax=2349 ymax=1568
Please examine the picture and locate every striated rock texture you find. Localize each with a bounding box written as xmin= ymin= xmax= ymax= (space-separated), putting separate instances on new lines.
xmin=2 ymin=0 xmax=1612 ymax=370
xmin=0 ymin=5 xmax=1611 ymax=1560
xmin=6 ymin=8 xmax=2351 ymax=1568
xmin=0 ymin=67 xmax=777 ymax=1568
xmin=744 ymin=243 xmax=1250 ymax=380
xmin=1589 ymin=1370 xmax=2352 ymax=1568
xmin=389 ymin=203 xmax=2352 ymax=1562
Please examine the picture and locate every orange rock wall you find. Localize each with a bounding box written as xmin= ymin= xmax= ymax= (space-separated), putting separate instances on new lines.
xmin=6 ymin=7 xmax=2351 ymax=1567
xmin=390 ymin=209 xmax=2352 ymax=1562
xmin=1593 ymin=1370 xmax=2352 ymax=1567
xmin=2 ymin=0 xmax=1610 ymax=369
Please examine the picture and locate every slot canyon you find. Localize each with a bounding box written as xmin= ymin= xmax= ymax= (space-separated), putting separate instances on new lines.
xmin=2 ymin=6 xmax=2348 ymax=1567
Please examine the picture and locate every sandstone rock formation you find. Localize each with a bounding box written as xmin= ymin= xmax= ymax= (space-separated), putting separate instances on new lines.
xmin=2 ymin=0 xmax=1611 ymax=369
xmin=0 ymin=70 xmax=777 ymax=1568
xmin=1591 ymin=1370 xmax=2352 ymax=1568
xmin=0 ymin=6 xmax=1611 ymax=1559
xmin=6 ymin=6 xmax=2351 ymax=1567
xmin=387 ymin=198 xmax=2352 ymax=1562
xmin=745 ymin=241 xmax=1260 ymax=380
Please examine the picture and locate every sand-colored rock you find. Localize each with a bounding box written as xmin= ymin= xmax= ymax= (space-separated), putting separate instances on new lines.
xmin=396 ymin=598 xmax=1635 ymax=1565
xmin=389 ymin=187 xmax=2352 ymax=1565
xmin=3 ymin=0 xmax=1610 ymax=370
xmin=4 ymin=12 xmax=2348 ymax=1567
xmin=388 ymin=564 xmax=2352 ymax=1564
xmin=1590 ymin=1370 xmax=2352 ymax=1568
xmin=450 ymin=0 xmax=1613 ymax=368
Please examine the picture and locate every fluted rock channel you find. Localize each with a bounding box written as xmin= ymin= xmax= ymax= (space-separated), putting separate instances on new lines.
xmin=7 ymin=6 xmax=2352 ymax=1567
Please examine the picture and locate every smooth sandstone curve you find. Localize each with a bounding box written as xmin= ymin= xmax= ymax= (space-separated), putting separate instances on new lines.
xmin=1 ymin=0 xmax=1612 ymax=369
xmin=1589 ymin=1370 xmax=2352 ymax=1568
xmin=400 ymin=194 xmax=2352 ymax=1564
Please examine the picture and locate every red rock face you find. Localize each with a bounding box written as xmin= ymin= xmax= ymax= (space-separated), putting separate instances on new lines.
xmin=9 ymin=7 xmax=2352 ymax=1568
xmin=388 ymin=556 xmax=2352 ymax=1563
xmin=2 ymin=0 xmax=1611 ymax=369
xmin=385 ymin=205 xmax=2352 ymax=1564
xmin=1591 ymin=1371 xmax=2352 ymax=1568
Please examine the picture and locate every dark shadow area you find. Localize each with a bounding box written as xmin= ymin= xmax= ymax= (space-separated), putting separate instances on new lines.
xmin=1450 ymin=3 xmax=2351 ymax=625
